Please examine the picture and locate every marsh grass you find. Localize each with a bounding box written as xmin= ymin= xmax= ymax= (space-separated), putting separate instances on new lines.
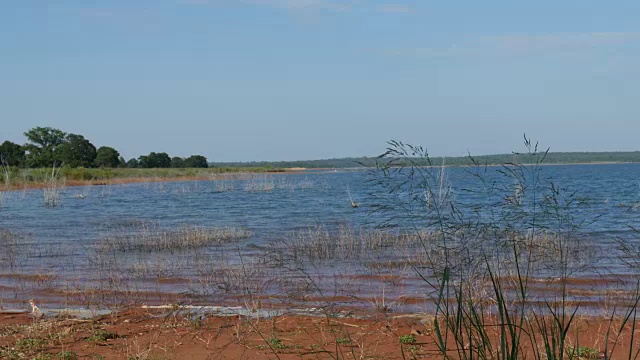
xmin=95 ymin=224 xmax=252 ymax=253
xmin=214 ymin=180 xmax=236 ymax=192
xmin=285 ymin=226 xmax=435 ymax=262
xmin=42 ymin=165 xmax=64 ymax=207
xmin=0 ymin=167 xmax=284 ymax=192
xmin=241 ymin=174 xmax=316 ymax=192
xmin=0 ymin=230 xmax=20 ymax=271
xmin=244 ymin=176 xmax=276 ymax=192
xmin=0 ymin=159 xmax=10 ymax=206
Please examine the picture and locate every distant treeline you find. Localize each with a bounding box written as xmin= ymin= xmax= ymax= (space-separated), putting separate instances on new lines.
xmin=212 ymin=151 xmax=640 ymax=169
xmin=0 ymin=127 xmax=208 ymax=169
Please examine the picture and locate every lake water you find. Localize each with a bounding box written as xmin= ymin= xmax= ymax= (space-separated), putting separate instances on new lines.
xmin=1 ymin=164 xmax=640 ymax=312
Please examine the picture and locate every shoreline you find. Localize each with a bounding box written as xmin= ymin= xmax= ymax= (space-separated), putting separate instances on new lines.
xmin=1 ymin=304 xmax=637 ymax=359
xmin=0 ymin=169 xmax=300 ymax=192
xmin=1 ymin=161 xmax=637 ymax=192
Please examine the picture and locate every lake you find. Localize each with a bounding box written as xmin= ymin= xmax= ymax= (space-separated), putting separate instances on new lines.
xmin=1 ymin=163 xmax=640 ymax=313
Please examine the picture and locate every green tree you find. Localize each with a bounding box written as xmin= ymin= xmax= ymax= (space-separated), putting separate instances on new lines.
xmin=171 ymin=157 xmax=185 ymax=168
xmin=95 ymin=146 xmax=121 ymax=168
xmin=126 ymin=158 xmax=139 ymax=168
xmin=184 ymin=155 xmax=208 ymax=168
xmin=138 ymin=152 xmax=171 ymax=168
xmin=23 ymin=127 xmax=67 ymax=167
xmin=0 ymin=141 xmax=26 ymax=167
xmin=56 ymin=133 xmax=97 ymax=168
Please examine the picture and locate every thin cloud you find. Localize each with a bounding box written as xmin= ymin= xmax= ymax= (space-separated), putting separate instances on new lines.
xmin=179 ymin=0 xmax=211 ymax=4
xmin=477 ymin=32 xmax=640 ymax=54
xmin=181 ymin=0 xmax=351 ymax=11
xmin=375 ymin=4 xmax=411 ymax=14
xmin=369 ymin=31 xmax=640 ymax=59
xmin=78 ymin=8 xmax=117 ymax=19
xmin=180 ymin=0 xmax=413 ymax=14
xmin=255 ymin=0 xmax=351 ymax=11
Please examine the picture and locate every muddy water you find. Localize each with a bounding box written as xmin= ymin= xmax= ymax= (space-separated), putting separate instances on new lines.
xmin=1 ymin=164 xmax=640 ymax=312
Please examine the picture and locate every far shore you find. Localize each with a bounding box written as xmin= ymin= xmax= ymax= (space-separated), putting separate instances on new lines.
xmin=1 ymin=161 xmax=637 ymax=192
xmin=0 ymin=168 xmax=297 ymax=192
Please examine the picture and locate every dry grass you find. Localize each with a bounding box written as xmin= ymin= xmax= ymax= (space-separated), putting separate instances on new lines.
xmin=41 ymin=165 xmax=64 ymax=207
xmin=284 ymin=226 xmax=436 ymax=262
xmin=95 ymin=225 xmax=252 ymax=253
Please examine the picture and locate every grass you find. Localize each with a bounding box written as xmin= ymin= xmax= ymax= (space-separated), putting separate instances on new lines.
xmin=566 ymin=345 xmax=601 ymax=359
xmin=0 ymin=166 xmax=286 ymax=190
xmin=95 ymin=224 xmax=252 ymax=253
xmin=398 ymin=334 xmax=416 ymax=344
xmin=286 ymin=225 xmax=436 ymax=262
xmin=87 ymin=329 xmax=119 ymax=342
xmin=367 ymin=137 xmax=640 ymax=360
xmin=56 ymin=351 xmax=79 ymax=360
xmin=15 ymin=337 xmax=48 ymax=352
xmin=267 ymin=337 xmax=287 ymax=350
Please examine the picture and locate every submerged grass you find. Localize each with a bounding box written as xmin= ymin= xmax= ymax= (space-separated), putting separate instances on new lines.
xmin=285 ymin=225 xmax=436 ymax=262
xmin=95 ymin=225 xmax=252 ymax=253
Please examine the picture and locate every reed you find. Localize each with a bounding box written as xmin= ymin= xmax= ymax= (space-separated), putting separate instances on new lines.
xmin=95 ymin=224 xmax=252 ymax=253
xmin=244 ymin=175 xmax=275 ymax=192
xmin=284 ymin=225 xmax=437 ymax=262
xmin=0 ymin=158 xmax=10 ymax=206
xmin=214 ymin=180 xmax=236 ymax=192
xmin=0 ymin=230 xmax=20 ymax=271
xmin=42 ymin=164 xmax=63 ymax=207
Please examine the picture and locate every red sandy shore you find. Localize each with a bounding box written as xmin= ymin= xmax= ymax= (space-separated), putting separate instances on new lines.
xmin=1 ymin=306 xmax=638 ymax=359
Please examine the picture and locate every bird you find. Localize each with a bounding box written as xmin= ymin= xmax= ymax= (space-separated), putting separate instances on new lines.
xmin=29 ymin=299 xmax=44 ymax=320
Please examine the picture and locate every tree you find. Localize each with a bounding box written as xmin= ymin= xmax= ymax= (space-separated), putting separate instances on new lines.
xmin=23 ymin=127 xmax=67 ymax=167
xmin=170 ymin=157 xmax=185 ymax=168
xmin=0 ymin=141 xmax=26 ymax=167
xmin=95 ymin=146 xmax=121 ymax=168
xmin=126 ymin=158 xmax=139 ymax=168
xmin=56 ymin=133 xmax=97 ymax=168
xmin=138 ymin=152 xmax=171 ymax=168
xmin=184 ymin=155 xmax=208 ymax=168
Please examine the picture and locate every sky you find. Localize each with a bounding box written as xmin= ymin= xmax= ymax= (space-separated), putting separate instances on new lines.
xmin=1 ymin=1 xmax=639 ymax=162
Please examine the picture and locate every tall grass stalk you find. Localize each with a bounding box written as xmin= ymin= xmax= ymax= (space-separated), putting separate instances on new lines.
xmin=95 ymin=224 xmax=252 ymax=253
xmin=0 ymin=158 xmax=10 ymax=206
xmin=43 ymin=164 xmax=63 ymax=207
xmin=371 ymin=136 xmax=640 ymax=359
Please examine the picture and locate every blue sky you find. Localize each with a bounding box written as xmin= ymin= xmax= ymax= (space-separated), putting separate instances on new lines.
xmin=1 ymin=1 xmax=639 ymax=161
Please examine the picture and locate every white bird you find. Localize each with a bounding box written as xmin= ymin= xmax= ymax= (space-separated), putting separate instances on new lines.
xmin=29 ymin=299 xmax=43 ymax=320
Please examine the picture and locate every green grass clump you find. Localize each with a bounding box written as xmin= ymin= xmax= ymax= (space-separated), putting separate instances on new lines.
xmin=87 ymin=329 xmax=119 ymax=342
xmin=0 ymin=346 xmax=24 ymax=360
xmin=15 ymin=337 xmax=48 ymax=352
xmin=56 ymin=351 xmax=78 ymax=360
xmin=399 ymin=334 xmax=416 ymax=344
xmin=34 ymin=353 xmax=55 ymax=360
xmin=268 ymin=337 xmax=287 ymax=350
xmin=566 ymin=346 xmax=600 ymax=359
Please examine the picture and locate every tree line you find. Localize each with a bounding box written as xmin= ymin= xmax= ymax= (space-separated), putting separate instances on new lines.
xmin=0 ymin=127 xmax=208 ymax=169
xmin=212 ymin=151 xmax=640 ymax=169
